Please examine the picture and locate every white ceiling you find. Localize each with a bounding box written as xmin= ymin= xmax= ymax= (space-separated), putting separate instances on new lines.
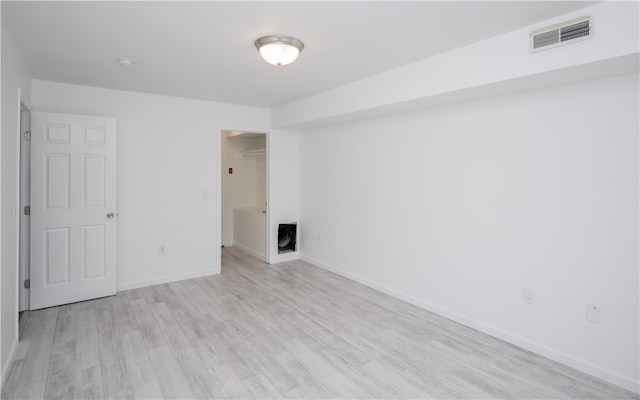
xmin=2 ymin=1 xmax=597 ymax=108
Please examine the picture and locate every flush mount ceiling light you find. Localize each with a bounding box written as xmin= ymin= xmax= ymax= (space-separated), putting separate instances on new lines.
xmin=255 ymin=35 xmax=304 ymax=66
xmin=116 ymin=57 xmax=137 ymax=66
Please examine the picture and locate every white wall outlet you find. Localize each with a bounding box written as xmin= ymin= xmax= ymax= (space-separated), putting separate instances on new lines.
xmin=585 ymin=304 xmax=603 ymax=325
xmin=159 ymin=245 xmax=166 ymax=255
xmin=522 ymin=287 xmax=535 ymax=305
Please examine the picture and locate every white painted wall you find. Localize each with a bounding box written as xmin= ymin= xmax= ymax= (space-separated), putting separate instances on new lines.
xmin=0 ymin=17 xmax=3 ymax=390
xmin=256 ymin=152 xmax=267 ymax=209
xmin=268 ymin=130 xmax=300 ymax=263
xmin=221 ymin=132 xmax=266 ymax=246
xmin=273 ymin=1 xmax=639 ymax=129
xmin=299 ymin=73 xmax=639 ymax=392
xmin=0 ymin=21 xmax=31 ymax=386
xmin=30 ymin=80 xmax=269 ymax=290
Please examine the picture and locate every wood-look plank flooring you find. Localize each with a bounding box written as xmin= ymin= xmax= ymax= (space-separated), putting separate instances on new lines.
xmin=2 ymin=246 xmax=638 ymax=399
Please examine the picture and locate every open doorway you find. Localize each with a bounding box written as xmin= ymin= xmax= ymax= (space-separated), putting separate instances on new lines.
xmin=220 ymin=130 xmax=268 ymax=262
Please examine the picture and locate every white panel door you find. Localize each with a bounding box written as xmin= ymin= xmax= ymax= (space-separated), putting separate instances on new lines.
xmin=30 ymin=112 xmax=117 ymax=310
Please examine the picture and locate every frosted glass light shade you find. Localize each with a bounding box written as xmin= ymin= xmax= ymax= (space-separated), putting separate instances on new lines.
xmin=255 ymin=35 xmax=304 ymax=66
xmin=259 ymin=44 xmax=300 ymax=66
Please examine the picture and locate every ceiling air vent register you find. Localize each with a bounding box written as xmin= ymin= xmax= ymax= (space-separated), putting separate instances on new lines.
xmin=530 ymin=16 xmax=592 ymax=53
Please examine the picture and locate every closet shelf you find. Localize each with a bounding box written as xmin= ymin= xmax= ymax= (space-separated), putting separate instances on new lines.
xmin=241 ymin=149 xmax=266 ymax=157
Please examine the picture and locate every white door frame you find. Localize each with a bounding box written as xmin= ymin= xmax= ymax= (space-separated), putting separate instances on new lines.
xmin=18 ymin=105 xmax=31 ymax=311
xmin=217 ymin=126 xmax=271 ymax=264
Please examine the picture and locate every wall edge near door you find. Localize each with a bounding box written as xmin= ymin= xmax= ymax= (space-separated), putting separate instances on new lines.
xmin=116 ymin=268 xmax=218 ymax=292
xmin=300 ymin=255 xmax=640 ymax=394
xmin=1 ymin=335 xmax=18 ymax=390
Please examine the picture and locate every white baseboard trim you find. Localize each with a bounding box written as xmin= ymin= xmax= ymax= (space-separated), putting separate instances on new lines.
xmin=301 ymin=254 xmax=640 ymax=395
xmin=117 ymin=268 xmax=218 ymax=292
xmin=270 ymin=251 xmax=299 ymax=264
xmin=222 ymin=241 xmax=233 ymax=247
xmin=232 ymin=242 xmax=266 ymax=262
xmin=1 ymin=335 xmax=18 ymax=390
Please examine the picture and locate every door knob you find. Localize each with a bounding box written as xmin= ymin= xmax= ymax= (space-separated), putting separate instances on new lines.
xmin=107 ymin=212 xmax=115 ymax=219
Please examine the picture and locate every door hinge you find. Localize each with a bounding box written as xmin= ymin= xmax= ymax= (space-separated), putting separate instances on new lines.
xmin=24 ymin=130 xmax=31 ymax=140
xmin=24 ymin=279 xmax=30 ymax=289
xmin=24 ymin=206 xmax=30 ymax=215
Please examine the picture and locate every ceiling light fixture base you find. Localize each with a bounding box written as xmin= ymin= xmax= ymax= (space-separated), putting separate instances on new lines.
xmin=255 ymin=35 xmax=304 ymax=66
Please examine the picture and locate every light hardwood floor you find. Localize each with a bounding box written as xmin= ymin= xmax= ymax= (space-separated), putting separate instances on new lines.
xmin=2 ymin=246 xmax=638 ymax=399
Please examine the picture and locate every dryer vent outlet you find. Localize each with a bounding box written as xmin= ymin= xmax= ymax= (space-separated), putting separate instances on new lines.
xmin=278 ymin=223 xmax=297 ymax=254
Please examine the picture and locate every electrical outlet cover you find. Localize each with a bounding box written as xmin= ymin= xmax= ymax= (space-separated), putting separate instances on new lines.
xmin=522 ymin=287 xmax=535 ymax=305
xmin=585 ymin=304 xmax=603 ymax=325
